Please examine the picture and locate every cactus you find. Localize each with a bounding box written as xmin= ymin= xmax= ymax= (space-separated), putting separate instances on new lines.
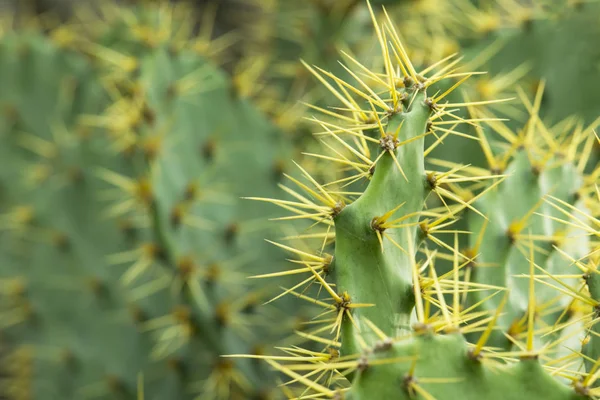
xmin=234 ymin=2 xmax=600 ymax=399
xmin=463 ymin=88 xmax=597 ymax=350
xmin=2 ymin=1 xmax=599 ymax=399
xmin=0 ymin=4 xmax=309 ymax=399
xmin=388 ymin=0 xmax=600 ymax=168
xmin=242 ymin=1 xmax=428 ymax=142
xmin=254 ymin=0 xmax=600 ymax=169
xmin=0 ymin=27 xmax=143 ymax=400
xmin=372 ymin=0 xmax=600 ymax=121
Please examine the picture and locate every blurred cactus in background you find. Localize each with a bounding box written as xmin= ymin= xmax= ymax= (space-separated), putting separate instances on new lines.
xmin=0 ymin=0 xmax=599 ymax=399
xmin=0 ymin=2 xmax=311 ymax=399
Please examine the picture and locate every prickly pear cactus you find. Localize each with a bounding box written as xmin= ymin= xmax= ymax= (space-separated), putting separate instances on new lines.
xmin=235 ymin=3 xmax=600 ymax=399
xmin=263 ymin=0 xmax=600 ymax=167
xmin=0 ymin=27 xmax=149 ymax=400
xmin=464 ymin=87 xmax=596 ymax=349
xmin=390 ymin=0 xmax=600 ymax=167
xmin=0 ymin=4 xmax=305 ymax=399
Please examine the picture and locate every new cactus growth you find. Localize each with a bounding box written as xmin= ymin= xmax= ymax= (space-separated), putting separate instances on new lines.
xmin=236 ymin=2 xmax=600 ymax=399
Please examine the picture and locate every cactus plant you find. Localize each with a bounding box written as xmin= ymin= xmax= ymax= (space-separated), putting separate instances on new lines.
xmin=252 ymin=0 xmax=600 ymax=170
xmin=463 ymin=87 xmax=597 ymax=350
xmin=2 ymin=1 xmax=599 ymax=399
xmin=389 ymin=0 xmax=600 ymax=168
xmin=0 ymin=3 xmax=311 ymax=399
xmin=233 ymin=2 xmax=600 ymax=399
